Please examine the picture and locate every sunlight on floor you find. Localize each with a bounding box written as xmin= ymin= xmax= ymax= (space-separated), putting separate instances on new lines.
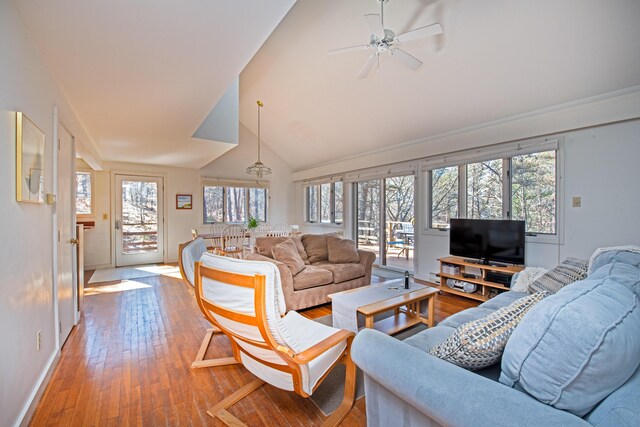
xmin=85 ymin=280 xmax=153 ymax=296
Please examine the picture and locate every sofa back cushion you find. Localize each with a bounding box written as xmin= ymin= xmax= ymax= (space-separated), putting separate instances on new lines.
xmin=527 ymin=257 xmax=588 ymax=294
xmin=302 ymin=233 xmax=338 ymax=264
xmin=500 ymin=268 xmax=640 ymax=416
xmin=272 ymin=239 xmax=306 ymax=276
xmin=255 ymin=236 xmax=287 ymax=258
xmin=327 ymin=236 xmax=360 ymax=263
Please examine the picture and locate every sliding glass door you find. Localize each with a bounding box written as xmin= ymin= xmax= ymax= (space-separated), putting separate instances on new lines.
xmin=355 ymin=175 xmax=415 ymax=272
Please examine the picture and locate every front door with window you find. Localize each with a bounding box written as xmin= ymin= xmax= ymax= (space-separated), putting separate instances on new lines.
xmin=115 ymin=175 xmax=164 ymax=266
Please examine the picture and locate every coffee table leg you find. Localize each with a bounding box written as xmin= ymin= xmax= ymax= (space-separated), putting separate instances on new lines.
xmin=427 ymin=296 xmax=435 ymax=327
xmin=365 ymin=315 xmax=374 ymax=329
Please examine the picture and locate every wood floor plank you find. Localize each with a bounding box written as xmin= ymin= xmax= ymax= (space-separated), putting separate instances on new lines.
xmin=29 ymin=267 xmax=476 ymax=426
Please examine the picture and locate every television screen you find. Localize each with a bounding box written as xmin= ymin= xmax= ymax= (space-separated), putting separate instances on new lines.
xmin=449 ymin=219 xmax=525 ymax=265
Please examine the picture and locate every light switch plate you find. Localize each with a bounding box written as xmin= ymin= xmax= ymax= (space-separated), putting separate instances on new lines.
xmin=103 ymin=213 xmax=108 ymax=220
xmin=572 ymin=196 xmax=582 ymax=207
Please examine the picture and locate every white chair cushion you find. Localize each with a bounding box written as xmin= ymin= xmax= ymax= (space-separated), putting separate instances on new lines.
xmin=181 ymin=237 xmax=207 ymax=286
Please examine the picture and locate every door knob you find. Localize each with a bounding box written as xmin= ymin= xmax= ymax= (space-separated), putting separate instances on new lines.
xmin=69 ymin=238 xmax=79 ymax=245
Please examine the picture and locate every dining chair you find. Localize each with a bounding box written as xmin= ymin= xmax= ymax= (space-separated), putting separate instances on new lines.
xmin=177 ymin=237 xmax=240 ymax=370
xmin=208 ymin=224 xmax=226 ymax=253
xmin=219 ymin=225 xmax=247 ymax=258
xmin=268 ymin=223 xmax=291 ymax=237
xmin=194 ymin=253 xmax=356 ymax=427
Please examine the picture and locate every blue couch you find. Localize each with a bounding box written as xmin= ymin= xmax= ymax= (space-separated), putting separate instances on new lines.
xmin=352 ymin=248 xmax=640 ymax=427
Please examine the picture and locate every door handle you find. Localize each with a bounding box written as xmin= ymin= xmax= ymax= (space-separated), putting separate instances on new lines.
xmin=69 ymin=238 xmax=79 ymax=245
xmin=115 ymin=220 xmax=121 ymax=230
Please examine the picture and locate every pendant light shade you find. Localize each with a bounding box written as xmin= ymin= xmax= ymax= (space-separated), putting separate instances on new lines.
xmin=246 ymin=100 xmax=272 ymax=179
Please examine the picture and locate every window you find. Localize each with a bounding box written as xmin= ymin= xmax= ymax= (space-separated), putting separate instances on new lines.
xmin=431 ymin=166 xmax=458 ymax=229
xmin=429 ymin=149 xmax=557 ymax=235
xmin=76 ymin=171 xmax=93 ymax=217
xmin=203 ymin=184 xmax=267 ymax=224
xmin=305 ymin=181 xmax=343 ymax=224
xmin=511 ymin=151 xmax=556 ymax=234
xmin=466 ymin=159 xmax=503 ymax=220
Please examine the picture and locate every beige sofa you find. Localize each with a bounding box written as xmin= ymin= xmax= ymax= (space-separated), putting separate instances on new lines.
xmin=245 ymin=234 xmax=376 ymax=311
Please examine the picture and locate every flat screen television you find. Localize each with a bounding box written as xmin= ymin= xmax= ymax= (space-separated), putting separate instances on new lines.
xmin=449 ymin=219 xmax=525 ymax=265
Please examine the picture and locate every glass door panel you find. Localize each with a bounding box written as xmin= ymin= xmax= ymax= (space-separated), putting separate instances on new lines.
xmin=115 ymin=175 xmax=164 ymax=266
xmin=356 ymin=180 xmax=381 ymax=264
xmin=384 ymin=175 xmax=415 ymax=272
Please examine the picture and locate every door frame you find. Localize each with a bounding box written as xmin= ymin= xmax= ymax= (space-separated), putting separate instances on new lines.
xmin=52 ymin=107 xmax=79 ymax=351
xmin=110 ymin=170 xmax=168 ymax=267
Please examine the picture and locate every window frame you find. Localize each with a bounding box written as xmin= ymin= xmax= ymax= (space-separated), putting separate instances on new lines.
xmin=202 ymin=184 xmax=268 ymax=224
xmin=75 ymin=169 xmax=95 ymax=219
xmin=425 ymin=143 xmax=563 ymax=244
xmin=304 ymin=181 xmax=343 ymax=225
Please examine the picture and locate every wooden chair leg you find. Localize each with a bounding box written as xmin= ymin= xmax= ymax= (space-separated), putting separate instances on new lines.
xmin=191 ymin=328 xmax=241 ymax=369
xmin=207 ymin=378 xmax=266 ymax=426
xmin=321 ymin=355 xmax=357 ymax=427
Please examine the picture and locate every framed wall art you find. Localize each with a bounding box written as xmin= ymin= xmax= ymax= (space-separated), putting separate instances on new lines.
xmin=16 ymin=112 xmax=45 ymax=203
xmin=176 ymin=194 xmax=192 ymax=209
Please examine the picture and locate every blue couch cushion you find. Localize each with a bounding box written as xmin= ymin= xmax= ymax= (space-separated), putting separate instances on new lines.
xmin=500 ymin=270 xmax=640 ymax=417
xmin=479 ymin=291 xmax=529 ymax=311
xmin=403 ymin=324 xmax=456 ymax=351
xmin=586 ymin=364 xmax=640 ymax=427
xmin=439 ymin=307 xmax=494 ymax=328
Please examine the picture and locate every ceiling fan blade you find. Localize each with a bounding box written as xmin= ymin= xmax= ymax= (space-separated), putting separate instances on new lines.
xmin=392 ymin=48 xmax=423 ymax=70
xmin=397 ymin=23 xmax=443 ymax=43
xmin=364 ymin=14 xmax=385 ymax=39
xmin=358 ymin=54 xmax=378 ymax=79
xmin=328 ymin=45 xmax=371 ymax=55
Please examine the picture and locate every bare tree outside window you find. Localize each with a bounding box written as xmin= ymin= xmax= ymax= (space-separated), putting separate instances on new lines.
xmin=225 ymin=187 xmax=246 ymax=222
xmin=320 ymin=183 xmax=331 ymax=223
xmin=76 ymin=172 xmax=92 ymax=215
xmin=203 ymin=186 xmax=223 ymax=223
xmin=467 ymin=159 xmax=503 ymax=219
xmin=249 ymin=188 xmax=267 ymax=222
xmin=431 ymin=167 xmax=458 ymax=228
xmin=511 ymin=151 xmax=556 ymax=234
xmin=334 ymin=181 xmax=343 ymax=224
xmin=385 ymin=176 xmax=414 ymax=223
xmin=307 ymin=186 xmax=318 ymax=222
xmin=121 ymin=180 xmax=158 ymax=253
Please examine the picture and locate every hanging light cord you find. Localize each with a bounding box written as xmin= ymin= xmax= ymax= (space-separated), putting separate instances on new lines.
xmin=257 ymin=100 xmax=263 ymax=162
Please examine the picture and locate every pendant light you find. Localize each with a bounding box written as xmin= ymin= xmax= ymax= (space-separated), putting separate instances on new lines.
xmin=246 ymin=100 xmax=272 ymax=178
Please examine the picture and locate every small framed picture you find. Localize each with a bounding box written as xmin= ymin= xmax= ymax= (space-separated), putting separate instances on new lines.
xmin=176 ymin=194 xmax=192 ymax=210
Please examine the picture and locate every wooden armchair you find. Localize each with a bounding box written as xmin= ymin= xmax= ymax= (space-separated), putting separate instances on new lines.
xmin=194 ymin=253 xmax=357 ymax=427
xmin=177 ymin=237 xmax=240 ymax=369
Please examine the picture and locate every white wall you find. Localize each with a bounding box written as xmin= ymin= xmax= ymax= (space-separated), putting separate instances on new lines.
xmin=0 ymin=2 xmax=96 ymax=425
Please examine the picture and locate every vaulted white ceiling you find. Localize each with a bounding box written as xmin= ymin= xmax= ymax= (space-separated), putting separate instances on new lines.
xmin=14 ymin=0 xmax=296 ymax=168
xmin=240 ymin=0 xmax=640 ymax=171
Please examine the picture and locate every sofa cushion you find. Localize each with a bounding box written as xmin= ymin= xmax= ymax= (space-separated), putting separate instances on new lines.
xmin=327 ymin=236 xmax=360 ymax=263
xmin=479 ymin=291 xmax=530 ymax=311
xmin=302 ymin=233 xmax=339 ymax=264
xmin=585 ymin=364 xmax=640 ymax=427
xmin=528 ymin=257 xmax=588 ymax=294
xmin=404 ymin=325 xmax=457 ymax=351
xmin=272 ymin=239 xmax=306 ymax=276
xmin=510 ymin=267 xmax=548 ymax=293
xmin=292 ymin=265 xmax=333 ymax=290
xmin=290 ymin=237 xmax=310 ymax=265
xmin=429 ymin=292 xmax=546 ymax=370
xmin=500 ymin=272 xmax=640 ymax=416
xmin=439 ymin=307 xmax=495 ymax=329
xmin=315 ymin=263 xmax=365 ymax=284
xmin=255 ymin=236 xmax=287 ymax=258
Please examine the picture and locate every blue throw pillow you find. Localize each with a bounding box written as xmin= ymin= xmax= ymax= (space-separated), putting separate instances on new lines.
xmin=499 ymin=273 xmax=640 ymax=416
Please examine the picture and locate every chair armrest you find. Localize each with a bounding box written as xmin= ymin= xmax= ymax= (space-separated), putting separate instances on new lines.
xmin=291 ymin=329 xmax=354 ymax=364
xmin=352 ymin=329 xmax=589 ymax=427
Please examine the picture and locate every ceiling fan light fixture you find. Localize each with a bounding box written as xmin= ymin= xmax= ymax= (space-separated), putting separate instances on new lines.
xmin=246 ymin=100 xmax=272 ymax=179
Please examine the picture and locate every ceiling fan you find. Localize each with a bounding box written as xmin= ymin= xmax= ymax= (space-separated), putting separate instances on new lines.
xmin=329 ymin=0 xmax=443 ymax=79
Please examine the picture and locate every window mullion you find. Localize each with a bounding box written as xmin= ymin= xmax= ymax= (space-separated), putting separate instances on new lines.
xmin=459 ymin=165 xmax=467 ymax=218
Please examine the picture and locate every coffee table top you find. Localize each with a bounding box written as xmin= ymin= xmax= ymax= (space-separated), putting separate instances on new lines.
xmin=328 ymin=278 xmax=438 ymax=312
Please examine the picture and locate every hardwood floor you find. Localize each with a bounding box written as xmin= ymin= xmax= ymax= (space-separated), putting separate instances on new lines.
xmin=29 ymin=269 xmax=476 ymax=426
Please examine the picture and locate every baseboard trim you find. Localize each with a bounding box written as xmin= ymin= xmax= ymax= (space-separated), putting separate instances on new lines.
xmin=15 ymin=349 xmax=61 ymax=427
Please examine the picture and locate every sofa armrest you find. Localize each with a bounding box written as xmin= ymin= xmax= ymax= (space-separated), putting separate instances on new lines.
xmin=245 ymin=253 xmax=295 ymax=308
xmin=352 ymin=329 xmax=589 ymax=427
xmin=357 ymin=249 xmax=376 ymax=267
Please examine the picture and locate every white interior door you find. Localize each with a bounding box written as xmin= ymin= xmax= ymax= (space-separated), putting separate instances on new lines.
xmin=57 ymin=124 xmax=76 ymax=345
xmin=115 ymin=174 xmax=164 ymax=266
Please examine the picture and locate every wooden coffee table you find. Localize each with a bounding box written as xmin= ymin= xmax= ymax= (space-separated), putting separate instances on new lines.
xmin=329 ymin=279 xmax=438 ymax=335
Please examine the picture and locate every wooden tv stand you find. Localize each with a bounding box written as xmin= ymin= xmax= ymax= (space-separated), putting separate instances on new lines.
xmin=434 ymin=256 xmax=524 ymax=302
